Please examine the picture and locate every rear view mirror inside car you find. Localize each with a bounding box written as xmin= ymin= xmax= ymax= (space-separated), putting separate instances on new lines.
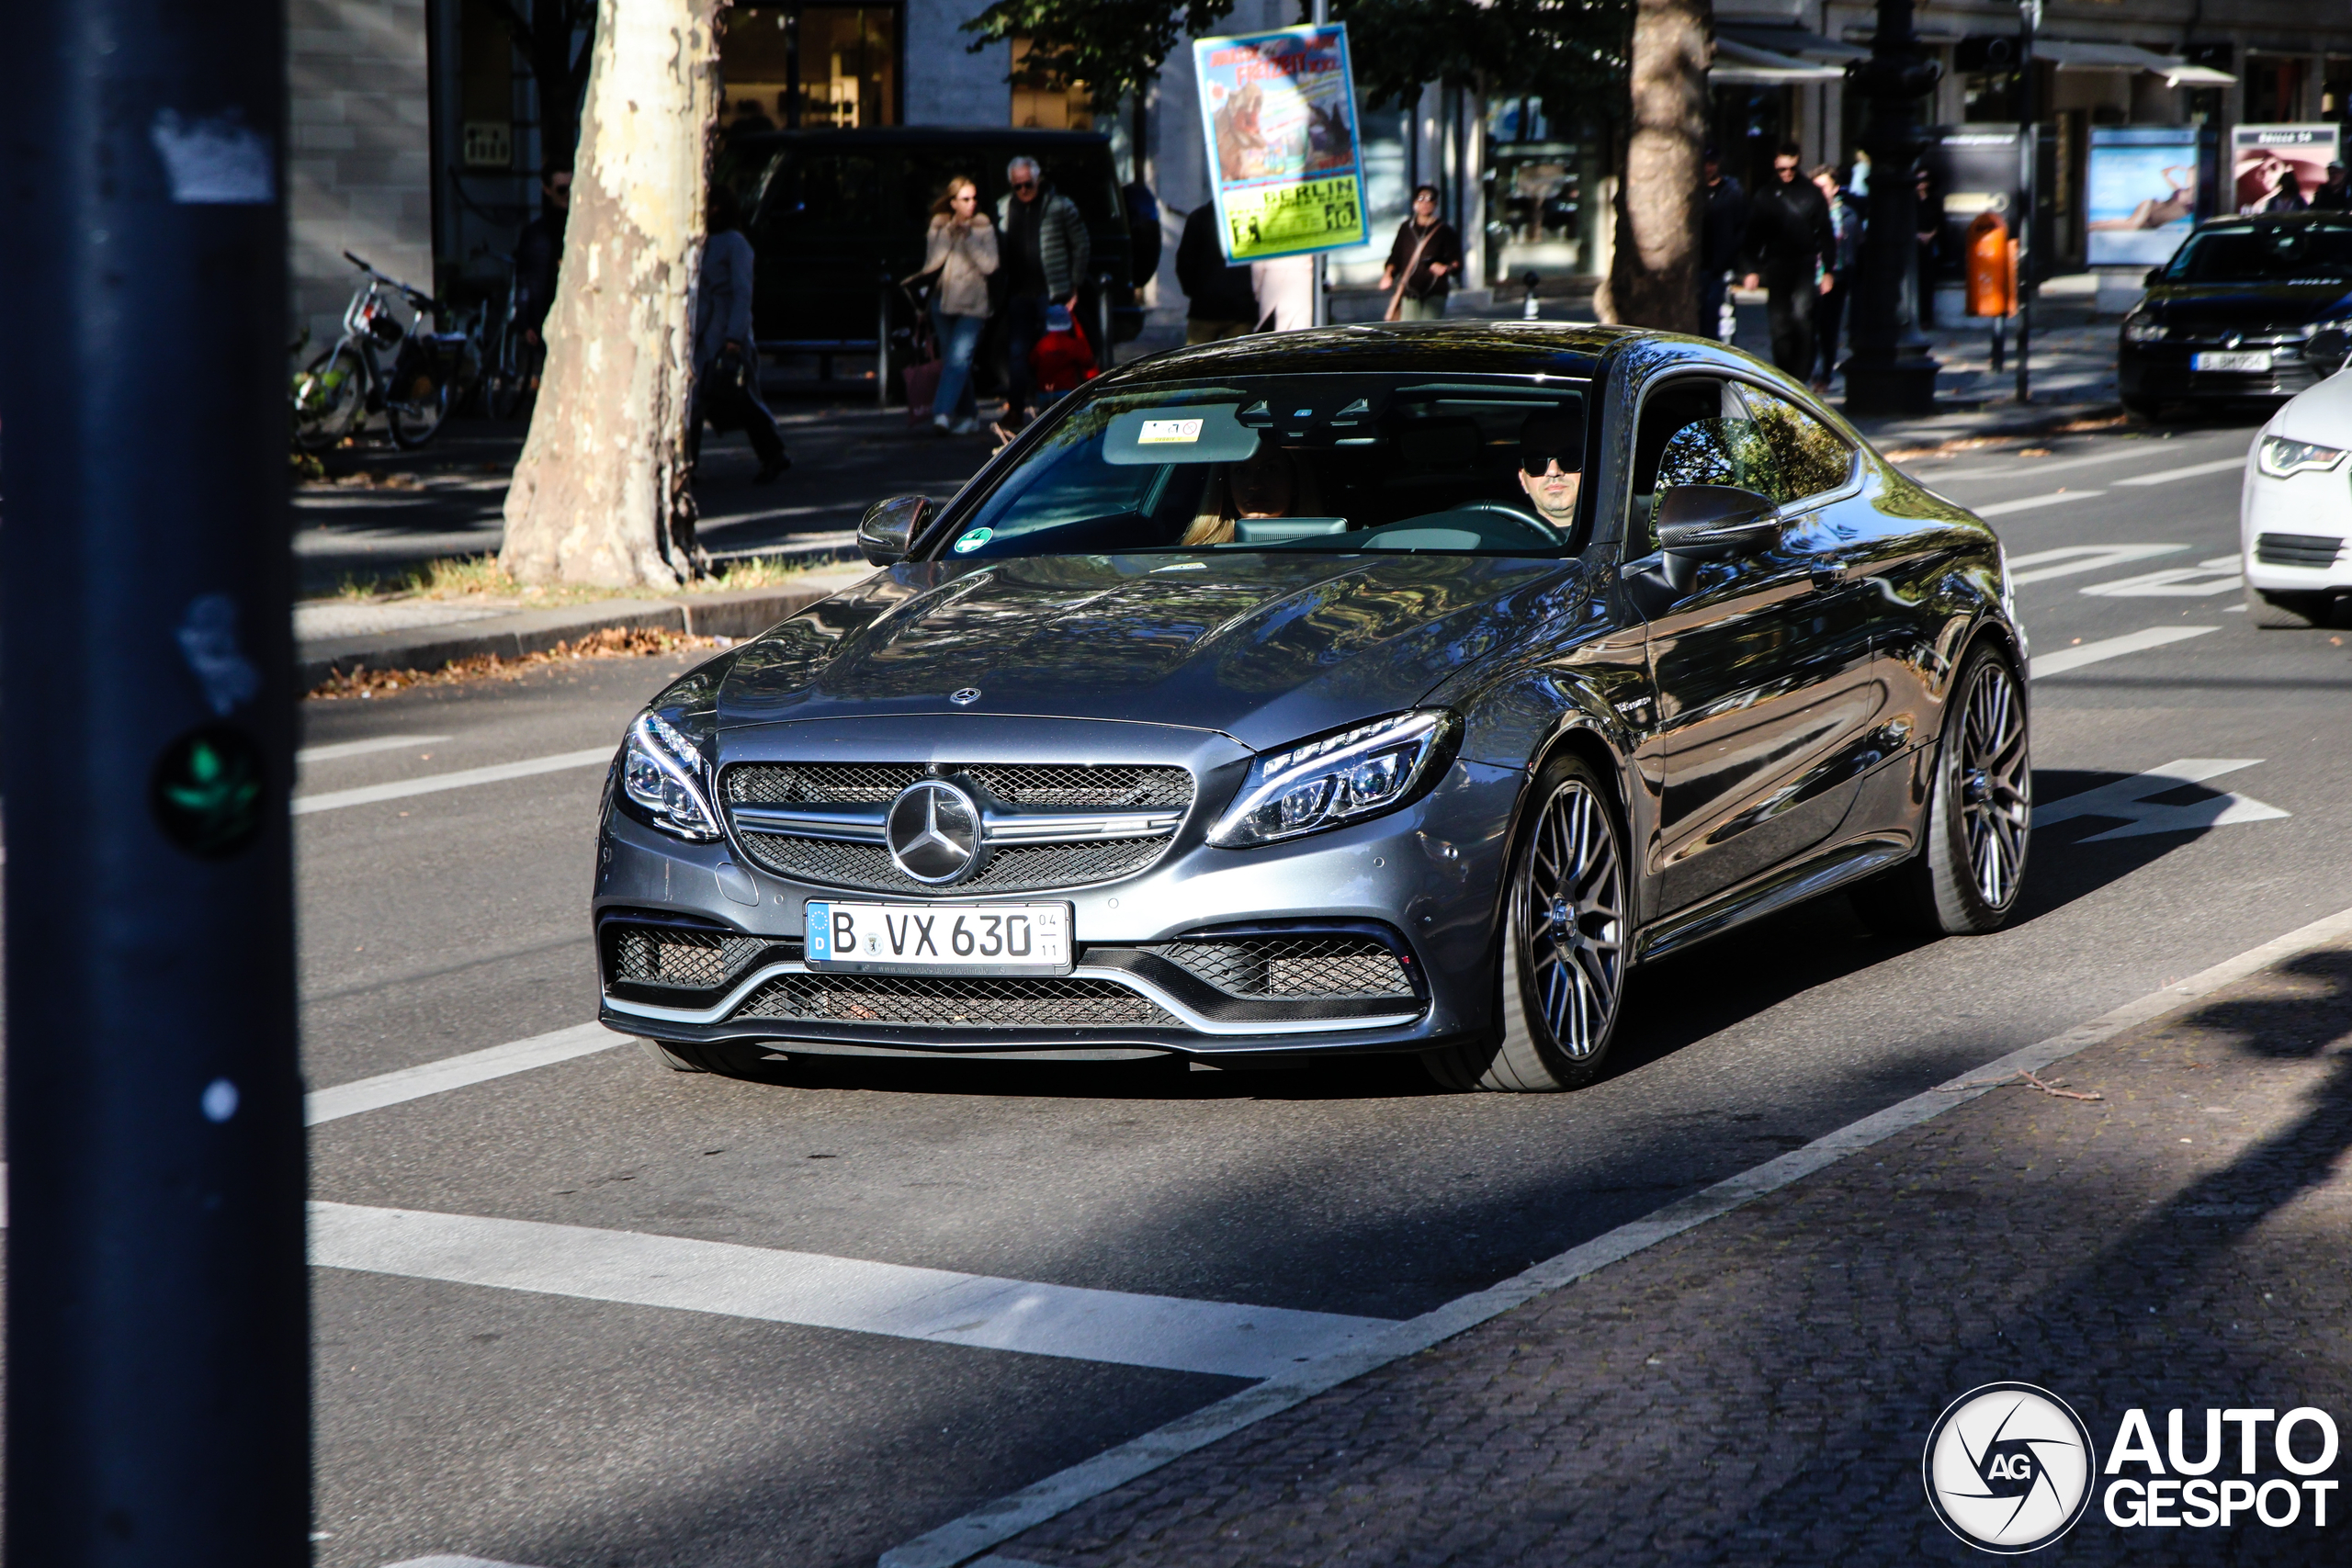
xmin=1102 ymin=404 xmax=1261 ymax=466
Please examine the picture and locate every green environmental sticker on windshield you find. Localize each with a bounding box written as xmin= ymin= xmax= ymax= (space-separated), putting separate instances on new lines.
xmin=953 ymin=527 xmax=993 ymax=554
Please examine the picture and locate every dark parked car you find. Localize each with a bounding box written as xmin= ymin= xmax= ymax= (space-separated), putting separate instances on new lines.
xmin=594 ymin=325 xmax=2031 ymax=1091
xmin=2120 ymin=213 xmax=2352 ymax=416
xmin=725 ymin=126 xmax=1145 ymax=387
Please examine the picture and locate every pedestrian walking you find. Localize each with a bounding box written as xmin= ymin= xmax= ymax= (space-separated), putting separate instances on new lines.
xmin=1176 ymin=202 xmax=1258 ymax=343
xmin=691 ymin=185 xmax=788 ymax=483
xmin=996 ymin=155 xmax=1091 ymax=430
xmin=1379 ymin=185 xmax=1463 ymax=321
xmin=2314 ymin=162 xmax=2352 ymax=211
xmin=1739 ymin=143 xmax=1836 ymax=380
xmin=1124 ymin=175 xmax=1163 ymax=288
xmin=1811 ymin=164 xmax=1862 ymax=391
xmin=2261 ymin=167 xmax=2311 ymax=213
xmin=1699 ymin=147 xmax=1748 ymax=341
xmin=513 ymin=165 xmax=570 ymax=386
xmin=922 ymin=175 xmax=997 ymax=435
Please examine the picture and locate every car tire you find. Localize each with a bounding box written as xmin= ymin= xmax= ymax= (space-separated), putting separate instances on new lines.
xmin=2244 ymin=581 xmax=2335 ymax=628
xmin=1424 ymin=754 xmax=1628 ymax=1092
xmin=1853 ymin=643 xmax=2030 ymax=938
xmin=638 ymin=1037 xmax=715 ymax=1073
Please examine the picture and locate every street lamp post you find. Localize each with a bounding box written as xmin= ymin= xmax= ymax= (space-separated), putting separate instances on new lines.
xmin=2015 ymin=0 xmax=2041 ymax=402
xmin=1841 ymin=0 xmax=1943 ymax=414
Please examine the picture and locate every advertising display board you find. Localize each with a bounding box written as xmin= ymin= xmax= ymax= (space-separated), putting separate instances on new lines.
xmin=2086 ymin=126 xmax=2200 ymax=267
xmin=1193 ymin=24 xmax=1369 ymax=263
xmin=2232 ymin=123 xmax=2340 ymax=213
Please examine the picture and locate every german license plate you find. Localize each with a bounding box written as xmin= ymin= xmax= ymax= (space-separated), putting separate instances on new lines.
xmin=804 ymin=900 xmax=1073 ymax=974
xmin=2192 ymin=350 xmax=2270 ymax=372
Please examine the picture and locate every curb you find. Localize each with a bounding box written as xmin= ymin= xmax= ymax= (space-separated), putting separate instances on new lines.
xmin=296 ymin=570 xmax=868 ymax=691
xmin=875 ymin=902 xmax=2352 ymax=1568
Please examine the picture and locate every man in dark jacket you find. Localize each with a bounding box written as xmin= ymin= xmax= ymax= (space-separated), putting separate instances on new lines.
xmin=1739 ymin=143 xmax=1837 ymax=378
xmin=513 ymin=165 xmax=571 ymax=350
xmin=1698 ymin=148 xmax=1747 ymax=341
xmin=997 ymin=156 xmax=1091 ymax=427
xmin=1176 ymin=203 xmax=1257 ymax=343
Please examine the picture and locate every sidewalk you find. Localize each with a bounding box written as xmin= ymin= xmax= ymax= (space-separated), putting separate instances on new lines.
xmin=952 ymin=931 xmax=2352 ymax=1567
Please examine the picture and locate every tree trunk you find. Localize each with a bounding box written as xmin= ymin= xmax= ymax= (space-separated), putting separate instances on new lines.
xmin=502 ymin=0 xmax=721 ymax=588
xmin=1596 ymin=0 xmax=1709 ymax=333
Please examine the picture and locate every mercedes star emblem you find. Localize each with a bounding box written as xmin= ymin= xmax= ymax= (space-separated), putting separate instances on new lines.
xmin=885 ymin=780 xmax=981 ymax=884
xmin=951 ymin=687 xmax=982 ymax=705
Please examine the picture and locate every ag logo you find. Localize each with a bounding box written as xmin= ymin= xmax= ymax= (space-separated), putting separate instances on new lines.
xmin=1924 ymin=1382 xmax=2098 ymax=1553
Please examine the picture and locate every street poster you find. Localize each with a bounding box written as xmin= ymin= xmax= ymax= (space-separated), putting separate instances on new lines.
xmin=2086 ymin=126 xmax=2200 ymax=267
xmin=1192 ymin=24 xmax=1368 ymax=263
xmin=2231 ymin=123 xmax=2340 ymax=213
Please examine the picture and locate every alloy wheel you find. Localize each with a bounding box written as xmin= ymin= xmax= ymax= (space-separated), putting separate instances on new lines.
xmin=1516 ymin=777 xmax=1625 ymax=1060
xmin=1955 ymin=659 xmax=2030 ymax=909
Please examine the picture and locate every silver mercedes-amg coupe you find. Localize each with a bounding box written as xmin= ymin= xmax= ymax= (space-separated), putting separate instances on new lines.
xmin=594 ymin=324 xmax=2030 ymax=1091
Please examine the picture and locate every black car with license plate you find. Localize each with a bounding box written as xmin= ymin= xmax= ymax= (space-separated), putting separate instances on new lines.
xmin=594 ymin=324 xmax=2031 ymax=1092
xmin=2120 ymin=213 xmax=2352 ymax=417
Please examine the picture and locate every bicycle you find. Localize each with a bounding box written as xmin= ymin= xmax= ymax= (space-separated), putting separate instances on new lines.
xmin=291 ymin=252 xmax=480 ymax=450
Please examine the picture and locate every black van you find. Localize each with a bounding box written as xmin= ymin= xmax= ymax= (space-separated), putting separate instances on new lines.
xmin=723 ymin=127 xmax=1143 ymax=386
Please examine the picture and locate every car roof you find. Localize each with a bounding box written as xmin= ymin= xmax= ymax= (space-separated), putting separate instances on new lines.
xmin=2190 ymin=211 xmax=2352 ymax=231
xmin=1103 ymin=322 xmax=1643 ymax=387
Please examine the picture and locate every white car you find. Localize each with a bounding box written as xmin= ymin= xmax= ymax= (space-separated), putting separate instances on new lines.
xmin=2244 ymin=371 xmax=2352 ymax=626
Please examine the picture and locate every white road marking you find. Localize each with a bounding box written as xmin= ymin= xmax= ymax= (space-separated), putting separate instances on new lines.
xmin=2111 ymin=457 xmax=2249 ymax=487
xmin=2007 ymin=544 xmax=2187 ymax=585
xmin=2027 ymin=626 xmax=2217 ymax=678
xmin=878 ymin=901 xmax=2352 ymax=1568
xmin=291 ymin=748 xmax=611 ymax=816
xmin=309 ymin=1202 xmax=1394 ymax=1381
xmin=1974 ymin=490 xmax=2109 ymax=517
xmin=2079 ymin=555 xmax=2243 ymax=598
xmin=297 ymin=733 xmax=451 ymax=765
xmin=2033 ymin=758 xmax=2290 ymax=841
xmin=1919 ymin=446 xmax=2198 ymax=482
xmin=305 ymin=1023 xmax=625 ymax=1126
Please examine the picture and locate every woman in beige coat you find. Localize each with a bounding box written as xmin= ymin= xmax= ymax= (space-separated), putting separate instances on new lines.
xmin=924 ymin=176 xmax=999 ymax=434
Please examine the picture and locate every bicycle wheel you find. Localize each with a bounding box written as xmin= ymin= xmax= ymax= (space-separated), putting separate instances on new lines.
xmin=387 ymin=374 xmax=451 ymax=448
xmin=292 ymin=342 xmax=366 ymax=450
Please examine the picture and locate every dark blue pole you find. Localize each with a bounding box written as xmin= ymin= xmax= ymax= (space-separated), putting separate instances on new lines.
xmin=0 ymin=0 xmax=311 ymax=1561
xmin=1841 ymin=0 xmax=1943 ymax=414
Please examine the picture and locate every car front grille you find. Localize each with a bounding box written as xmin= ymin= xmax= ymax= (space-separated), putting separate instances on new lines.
xmin=730 ymin=973 xmax=1179 ymax=1029
xmin=611 ymin=927 xmax=771 ymax=990
xmin=737 ymin=832 xmax=1171 ymax=895
xmin=2256 ymin=532 xmax=2346 ymax=569
xmin=723 ymin=761 xmax=1194 ymax=895
xmin=1143 ymin=935 xmax=1416 ymax=999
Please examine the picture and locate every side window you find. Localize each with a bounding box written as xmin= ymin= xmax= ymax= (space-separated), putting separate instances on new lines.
xmin=1630 ymin=376 xmax=1782 ymax=547
xmin=1737 ymin=387 xmax=1855 ymax=506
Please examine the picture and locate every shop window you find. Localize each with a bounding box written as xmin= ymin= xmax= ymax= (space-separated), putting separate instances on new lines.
xmin=718 ymin=3 xmax=899 ymax=130
xmin=1011 ymin=38 xmax=1092 ymax=130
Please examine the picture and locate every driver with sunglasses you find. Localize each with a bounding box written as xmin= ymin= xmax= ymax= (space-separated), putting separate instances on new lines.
xmin=1514 ymin=412 xmax=1585 ymax=533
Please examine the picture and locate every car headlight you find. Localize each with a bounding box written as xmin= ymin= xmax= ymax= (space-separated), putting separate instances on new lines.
xmin=1209 ymin=710 xmax=1456 ymax=848
xmin=2256 ymin=434 xmax=2349 ymax=479
xmin=2121 ymin=314 xmax=2167 ymax=344
xmin=619 ymin=710 xmax=722 ymax=840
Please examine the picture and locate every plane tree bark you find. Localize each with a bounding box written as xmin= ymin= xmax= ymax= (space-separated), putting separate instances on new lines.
xmin=1596 ymin=0 xmax=1708 ymax=333
xmin=501 ymin=0 xmax=722 ymax=588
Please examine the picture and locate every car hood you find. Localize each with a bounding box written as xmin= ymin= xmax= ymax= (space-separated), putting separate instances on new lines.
xmin=2270 ymin=364 xmax=2352 ymax=443
xmin=715 ymin=552 xmax=1588 ymax=752
xmin=2145 ymin=281 xmax=2352 ymax=333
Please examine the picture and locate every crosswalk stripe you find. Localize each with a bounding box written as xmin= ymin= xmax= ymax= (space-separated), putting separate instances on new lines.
xmin=309 ymin=1201 xmax=1396 ymax=1381
xmin=1974 ymin=490 xmax=2108 ymax=517
xmin=305 ymin=1023 xmax=625 ymax=1125
xmin=292 ymin=748 xmax=612 ymax=816
xmin=2029 ymin=626 xmax=2216 ymax=678
xmin=298 ymin=733 xmax=452 ymax=765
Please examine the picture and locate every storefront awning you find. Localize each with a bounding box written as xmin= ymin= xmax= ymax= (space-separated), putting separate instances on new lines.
xmin=1717 ymin=25 xmax=1871 ymax=67
xmin=1711 ymin=37 xmax=1846 ymax=86
xmin=2036 ymin=39 xmax=2237 ymax=87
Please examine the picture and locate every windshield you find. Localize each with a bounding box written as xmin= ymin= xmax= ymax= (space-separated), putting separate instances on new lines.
xmin=2164 ymin=224 xmax=2352 ymax=284
xmin=931 ymin=374 xmax=1593 ymax=560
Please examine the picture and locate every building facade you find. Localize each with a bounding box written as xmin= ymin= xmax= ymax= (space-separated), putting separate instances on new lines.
xmin=287 ymin=0 xmax=2352 ymax=350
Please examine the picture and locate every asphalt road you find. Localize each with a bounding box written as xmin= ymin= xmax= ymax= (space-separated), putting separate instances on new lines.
xmin=296 ymin=414 xmax=2352 ymax=1568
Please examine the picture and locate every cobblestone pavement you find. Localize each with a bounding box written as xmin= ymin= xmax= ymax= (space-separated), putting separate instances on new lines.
xmin=987 ymin=942 xmax=2352 ymax=1567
